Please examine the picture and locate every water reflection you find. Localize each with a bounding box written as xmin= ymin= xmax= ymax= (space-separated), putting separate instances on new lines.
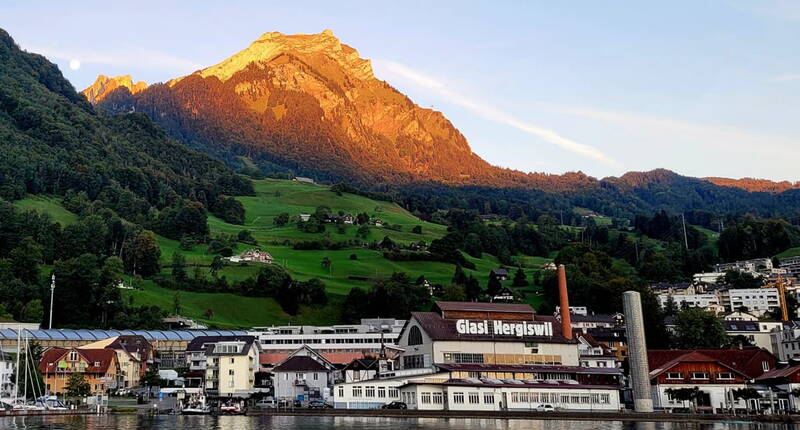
xmin=0 ymin=415 xmax=795 ymax=430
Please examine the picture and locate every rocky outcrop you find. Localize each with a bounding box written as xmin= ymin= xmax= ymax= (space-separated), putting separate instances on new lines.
xmin=82 ymin=74 xmax=147 ymax=104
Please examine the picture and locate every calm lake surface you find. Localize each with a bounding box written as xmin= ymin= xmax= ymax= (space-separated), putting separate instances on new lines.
xmin=0 ymin=415 xmax=794 ymax=430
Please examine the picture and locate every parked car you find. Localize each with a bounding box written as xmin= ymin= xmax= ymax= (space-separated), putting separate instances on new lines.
xmin=255 ymin=398 xmax=277 ymax=409
xmin=381 ymin=401 xmax=407 ymax=409
xmin=535 ymin=404 xmax=555 ymax=412
xmin=307 ymin=400 xmax=333 ymax=409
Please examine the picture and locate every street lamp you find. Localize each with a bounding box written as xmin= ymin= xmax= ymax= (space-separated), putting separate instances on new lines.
xmin=48 ymin=274 xmax=55 ymax=329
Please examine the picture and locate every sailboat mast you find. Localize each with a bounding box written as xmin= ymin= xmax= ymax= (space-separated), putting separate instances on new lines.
xmin=13 ymin=326 xmax=20 ymax=402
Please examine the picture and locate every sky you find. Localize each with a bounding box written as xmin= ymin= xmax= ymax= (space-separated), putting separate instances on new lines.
xmin=3 ymin=1 xmax=799 ymax=181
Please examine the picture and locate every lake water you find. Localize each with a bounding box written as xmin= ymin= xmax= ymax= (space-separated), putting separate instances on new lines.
xmin=0 ymin=415 xmax=793 ymax=430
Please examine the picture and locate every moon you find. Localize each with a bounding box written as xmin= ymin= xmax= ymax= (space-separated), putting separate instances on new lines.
xmin=68 ymin=59 xmax=81 ymax=70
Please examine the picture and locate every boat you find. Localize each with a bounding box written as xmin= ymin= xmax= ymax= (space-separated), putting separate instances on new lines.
xmin=219 ymin=401 xmax=244 ymax=415
xmin=181 ymin=406 xmax=211 ymax=415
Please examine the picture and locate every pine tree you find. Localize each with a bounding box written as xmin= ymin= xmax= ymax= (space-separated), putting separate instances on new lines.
xmin=487 ymin=273 xmax=502 ymax=297
xmin=512 ymin=267 xmax=528 ymax=287
xmin=452 ymin=264 xmax=467 ymax=286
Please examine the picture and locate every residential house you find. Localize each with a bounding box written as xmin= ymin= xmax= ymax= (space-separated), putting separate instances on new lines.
xmin=227 ymin=249 xmax=273 ymax=264
xmin=39 ymin=348 xmax=121 ymax=395
xmin=80 ymin=335 xmax=154 ymax=389
xmin=299 ymin=214 xmax=312 ymax=222
xmin=294 ymin=177 xmax=315 ymax=184
xmin=568 ymin=313 xmax=623 ymax=330
xmin=575 ymin=332 xmax=618 ymax=369
xmin=490 ymin=286 xmax=515 ymax=302
xmin=648 ymin=348 xmax=778 ymax=413
xmin=754 ymin=363 xmax=800 ymax=412
xmin=342 ymin=358 xmax=380 ymax=383
xmin=722 ymin=320 xmax=783 ymax=354
xmin=184 ymin=335 xmax=256 ymax=390
xmin=203 ymin=337 xmax=260 ymax=397
xmin=585 ymin=327 xmax=628 ymax=360
xmin=273 ymin=346 xmax=337 ymax=403
xmin=490 ymin=268 xmax=509 ymax=281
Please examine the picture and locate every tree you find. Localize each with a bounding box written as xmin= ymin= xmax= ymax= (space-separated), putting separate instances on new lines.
xmin=441 ymin=284 xmax=466 ymax=301
xmin=356 ymin=225 xmax=370 ymax=239
xmin=65 ymin=373 xmax=91 ymax=398
xmin=722 ymin=270 xmax=763 ymax=289
xmin=451 ymin=264 xmax=467 ymax=286
xmin=665 ymin=387 xmax=702 ymax=412
xmin=237 ymin=230 xmax=257 ymax=245
xmin=210 ymin=255 xmax=225 ymax=277
xmin=349 ymin=253 xmax=358 ymax=260
xmin=20 ymin=299 xmax=43 ymax=323
xmin=672 ymin=308 xmax=729 ymax=349
xmin=124 ymin=231 xmax=161 ymax=277
xmin=465 ymin=275 xmax=482 ymax=301
xmin=172 ymin=291 xmax=182 ymax=316
xmin=512 ymin=267 xmax=528 ymax=287
xmin=411 ymin=225 xmax=422 ymax=234
xmin=171 ymin=252 xmax=187 ymax=283
xmin=273 ymin=213 xmax=290 ymax=226
xmin=321 ymin=256 xmax=332 ymax=269
xmin=487 ymin=272 xmax=502 ymax=297
xmin=141 ymin=366 xmax=162 ymax=388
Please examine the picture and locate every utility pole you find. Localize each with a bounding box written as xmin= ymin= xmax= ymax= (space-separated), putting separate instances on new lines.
xmin=681 ymin=213 xmax=689 ymax=251
xmin=48 ymin=274 xmax=55 ymax=329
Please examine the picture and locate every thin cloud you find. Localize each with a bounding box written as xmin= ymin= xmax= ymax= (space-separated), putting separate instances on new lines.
xmin=771 ymin=74 xmax=800 ymax=82
xmin=24 ymin=44 xmax=203 ymax=74
xmin=554 ymin=106 xmax=799 ymax=156
xmin=374 ymin=60 xmax=620 ymax=168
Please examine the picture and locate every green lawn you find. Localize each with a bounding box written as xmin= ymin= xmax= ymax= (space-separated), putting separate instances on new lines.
xmin=776 ymin=247 xmax=800 ymax=259
xmin=13 ymin=195 xmax=78 ymax=226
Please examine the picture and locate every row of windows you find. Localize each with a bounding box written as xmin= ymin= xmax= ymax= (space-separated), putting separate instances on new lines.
xmin=509 ymin=392 xmax=611 ymax=405
xmin=665 ymin=372 xmax=734 ymax=380
xmin=261 ymin=337 xmax=395 ymax=345
xmin=346 ymin=386 xmax=400 ymax=399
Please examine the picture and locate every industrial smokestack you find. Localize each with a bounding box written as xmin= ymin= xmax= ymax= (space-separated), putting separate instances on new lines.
xmin=557 ymin=264 xmax=572 ymax=340
xmin=623 ymin=291 xmax=653 ymax=413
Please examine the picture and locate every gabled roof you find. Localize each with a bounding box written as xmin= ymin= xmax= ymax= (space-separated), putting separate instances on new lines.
xmin=273 ymin=356 xmax=329 ymax=372
xmin=756 ymin=364 xmax=800 ymax=382
xmin=343 ymin=358 xmax=379 ymax=371
xmin=39 ymin=348 xmax=117 ymax=374
xmin=407 ymin=311 xmax=573 ymax=344
xmin=648 ymin=348 xmax=774 ymax=379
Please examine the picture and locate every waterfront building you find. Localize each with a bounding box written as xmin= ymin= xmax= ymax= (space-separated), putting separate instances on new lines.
xmin=333 ymin=301 xmax=623 ymax=410
xmin=183 ymin=335 xmax=259 ymax=396
xmin=272 ymin=346 xmax=337 ymax=402
xmin=769 ymin=322 xmax=800 ymax=361
xmin=722 ymin=320 xmax=783 ymax=354
xmin=79 ymin=335 xmax=154 ymax=389
xmin=647 ymin=348 xmax=777 ymax=413
xmin=754 ymin=363 xmax=800 ymax=412
xmin=39 ymin=348 xmax=121 ymax=394
xmin=0 ymin=352 xmax=14 ymax=397
xmin=249 ymin=318 xmax=404 ymax=359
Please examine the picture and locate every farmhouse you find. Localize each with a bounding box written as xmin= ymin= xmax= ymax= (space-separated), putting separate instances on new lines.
xmin=227 ymin=249 xmax=273 ymax=264
xmin=490 ymin=268 xmax=509 ymax=281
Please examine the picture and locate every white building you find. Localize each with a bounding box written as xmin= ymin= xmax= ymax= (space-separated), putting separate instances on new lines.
xmin=722 ymin=320 xmax=783 ymax=354
xmin=723 ymin=288 xmax=780 ymax=315
xmin=715 ymin=258 xmax=773 ymax=275
xmin=184 ymin=335 xmax=260 ymax=396
xmin=333 ymin=302 xmax=622 ymax=410
xmin=272 ymin=346 xmax=337 ymax=403
xmin=657 ymin=293 xmax=721 ymax=310
xmin=249 ymin=319 xmax=404 ymax=357
xmin=694 ymin=272 xmax=726 ymax=284
xmin=770 ymin=322 xmax=800 ymax=361
xmin=0 ymin=352 xmax=14 ymax=398
xmin=780 ymin=256 xmax=800 ymax=277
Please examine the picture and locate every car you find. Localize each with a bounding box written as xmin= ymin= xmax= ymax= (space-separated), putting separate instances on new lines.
xmin=381 ymin=401 xmax=407 ymax=409
xmin=535 ymin=404 xmax=555 ymax=412
xmin=307 ymin=400 xmax=333 ymax=409
xmin=254 ymin=398 xmax=277 ymax=409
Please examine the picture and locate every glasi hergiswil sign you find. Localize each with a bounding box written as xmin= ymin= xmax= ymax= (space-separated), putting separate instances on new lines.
xmin=455 ymin=319 xmax=553 ymax=337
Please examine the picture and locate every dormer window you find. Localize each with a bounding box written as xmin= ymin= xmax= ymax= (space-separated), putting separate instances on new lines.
xmin=68 ymin=351 xmax=78 ymax=362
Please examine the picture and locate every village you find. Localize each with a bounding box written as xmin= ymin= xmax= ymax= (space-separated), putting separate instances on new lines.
xmin=4 ymin=263 xmax=800 ymax=418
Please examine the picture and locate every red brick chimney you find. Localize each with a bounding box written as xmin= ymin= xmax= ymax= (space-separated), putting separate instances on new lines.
xmin=557 ymin=264 xmax=572 ymax=340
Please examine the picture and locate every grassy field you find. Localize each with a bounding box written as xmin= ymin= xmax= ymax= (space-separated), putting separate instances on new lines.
xmin=14 ymin=181 xmax=555 ymax=327
xmin=13 ymin=195 xmax=78 ymax=226
xmin=776 ymin=247 xmax=800 ymax=259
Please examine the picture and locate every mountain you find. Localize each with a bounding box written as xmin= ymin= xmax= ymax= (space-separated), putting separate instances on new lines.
xmin=703 ymin=177 xmax=800 ymax=193
xmin=83 ymin=74 xmax=147 ymax=104
xmin=83 ymin=30 xmax=800 ymax=217
xmin=0 ymin=28 xmax=251 ymax=215
xmin=85 ymin=30 xmax=597 ymax=191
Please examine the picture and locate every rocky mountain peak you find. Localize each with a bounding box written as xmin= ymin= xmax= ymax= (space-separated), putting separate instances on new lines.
xmin=81 ymin=74 xmax=147 ymax=104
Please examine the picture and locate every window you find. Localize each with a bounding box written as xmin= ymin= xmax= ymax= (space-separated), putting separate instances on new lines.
xmin=484 ymin=393 xmax=495 ymax=404
xmin=230 ymin=358 xmax=235 ymax=364
xmin=421 ymin=392 xmax=431 ymax=404
xmin=691 ymin=372 xmax=709 ymax=380
xmin=365 ymin=386 xmax=375 ymax=397
xmin=468 ymin=392 xmax=480 ymax=404
xmin=519 ymin=392 xmax=528 ymax=403
xmin=453 ymin=392 xmax=465 ymax=404
xmin=68 ymin=351 xmax=78 ymax=361
xmin=524 ymin=342 xmax=540 ymax=353
xmin=378 ymin=387 xmax=386 ymax=398
xmin=717 ymin=372 xmax=734 ymax=380
xmin=352 ymin=386 xmax=362 ymax=397
xmin=444 ymin=353 xmax=485 ymax=364
xmin=313 ymin=373 xmax=319 ymax=381
xmin=338 ymin=387 xmax=344 ymax=398
xmin=599 ymin=394 xmax=610 ymax=404
xmin=403 ymin=355 xmax=425 ymax=369
xmin=388 ymin=388 xmax=399 ymax=398
xmin=666 ymin=372 xmax=683 ymax=379
xmin=560 ymin=394 xmax=570 ymax=404
xmin=408 ymin=326 xmax=423 ymax=345
xmin=762 ymin=361 xmax=770 ymax=371
xmin=228 ymin=369 xmax=234 ymax=376
xmin=570 ymin=395 xmax=580 ymax=404
xmin=432 ymin=392 xmax=443 ymax=404
xmin=529 ymin=392 xmax=539 ymax=403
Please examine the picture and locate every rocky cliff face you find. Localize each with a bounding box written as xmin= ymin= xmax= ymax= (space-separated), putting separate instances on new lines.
xmin=82 ymin=74 xmax=147 ymax=104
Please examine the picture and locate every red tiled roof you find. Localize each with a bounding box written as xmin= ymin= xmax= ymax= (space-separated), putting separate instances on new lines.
xmin=434 ymin=301 xmax=533 ymax=314
xmin=755 ymin=365 xmax=800 ymax=381
xmin=39 ymin=348 xmax=116 ymax=374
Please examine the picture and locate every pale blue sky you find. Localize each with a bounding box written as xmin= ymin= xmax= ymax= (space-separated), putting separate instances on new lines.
xmin=4 ymin=1 xmax=799 ymax=181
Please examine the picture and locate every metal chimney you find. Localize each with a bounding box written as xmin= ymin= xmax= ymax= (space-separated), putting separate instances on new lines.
xmin=623 ymin=290 xmax=653 ymax=413
xmin=557 ymin=265 xmax=572 ymax=340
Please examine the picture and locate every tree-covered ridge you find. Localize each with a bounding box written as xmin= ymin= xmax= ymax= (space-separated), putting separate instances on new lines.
xmin=0 ymin=29 xmax=252 ymax=219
